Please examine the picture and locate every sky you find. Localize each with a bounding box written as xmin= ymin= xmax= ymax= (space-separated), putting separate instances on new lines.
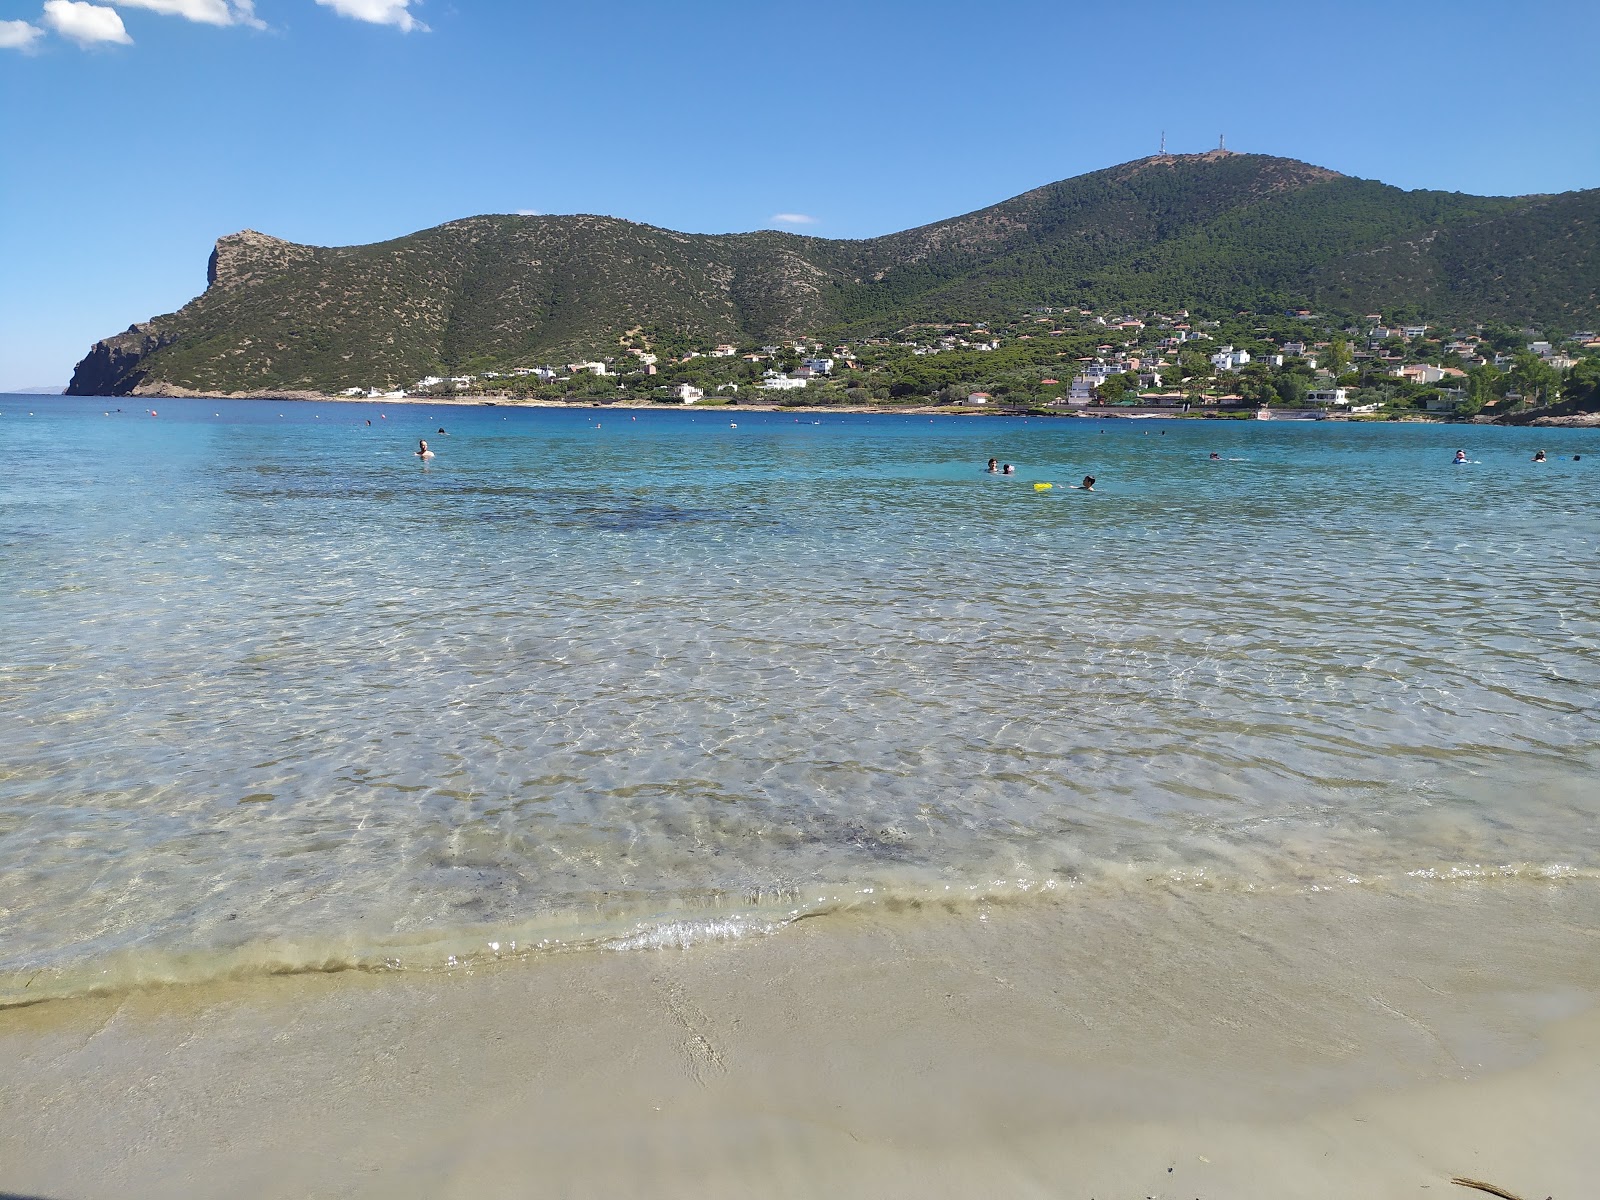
xmin=2 ymin=0 xmax=1598 ymax=389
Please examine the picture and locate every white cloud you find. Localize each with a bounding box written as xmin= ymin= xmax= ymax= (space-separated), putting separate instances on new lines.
xmin=516 ymin=208 xmax=541 ymax=216
xmin=314 ymin=0 xmax=426 ymax=32
xmin=43 ymin=1 xmax=133 ymax=44
xmin=112 ymin=0 xmax=266 ymax=28
xmin=0 ymin=18 xmax=46 ymax=49
xmin=772 ymin=213 xmax=819 ymax=226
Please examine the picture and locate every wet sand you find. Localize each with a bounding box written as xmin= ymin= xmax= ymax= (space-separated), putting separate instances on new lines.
xmin=4 ymin=883 xmax=1598 ymax=1199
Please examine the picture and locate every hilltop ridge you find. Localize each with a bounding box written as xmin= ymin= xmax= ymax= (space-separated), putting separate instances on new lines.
xmin=68 ymin=153 xmax=1599 ymax=397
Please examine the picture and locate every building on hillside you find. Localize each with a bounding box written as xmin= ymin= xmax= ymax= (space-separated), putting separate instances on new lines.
xmin=1210 ymin=346 xmax=1251 ymax=372
xmin=1424 ymin=389 xmax=1468 ymax=413
xmin=963 ymin=392 xmax=991 ymax=406
xmin=801 ymin=358 xmax=835 ymax=375
xmin=569 ymin=362 xmax=607 ymax=376
xmin=1391 ymin=364 xmax=1462 ymax=385
xmin=675 ymin=384 xmax=704 ymax=404
xmin=759 ymin=375 xmax=808 ymax=390
xmin=1307 ymin=388 xmax=1350 ymax=406
xmin=711 ymin=345 xmax=737 ymax=358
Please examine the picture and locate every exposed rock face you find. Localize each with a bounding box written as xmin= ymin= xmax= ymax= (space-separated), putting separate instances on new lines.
xmin=66 ymin=322 xmax=177 ymax=397
xmin=207 ymin=230 xmax=314 ymax=290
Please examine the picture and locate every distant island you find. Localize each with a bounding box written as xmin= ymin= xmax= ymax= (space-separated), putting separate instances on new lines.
xmin=67 ymin=151 xmax=1600 ymax=421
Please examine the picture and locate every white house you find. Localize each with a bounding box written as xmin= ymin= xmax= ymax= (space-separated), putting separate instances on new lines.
xmin=1068 ymin=376 xmax=1099 ymax=403
xmin=1308 ymin=388 xmax=1350 ymax=405
xmin=759 ymin=375 xmax=808 ymax=390
xmin=710 ymin=345 xmax=737 ymax=358
xmin=964 ymin=392 xmax=991 ymax=406
xmin=801 ymin=357 xmax=835 ymax=375
xmin=1210 ymin=346 xmax=1251 ymax=372
xmin=675 ymin=383 xmax=704 ymax=404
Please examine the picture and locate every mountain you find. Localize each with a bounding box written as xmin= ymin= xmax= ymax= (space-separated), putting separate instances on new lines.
xmin=68 ymin=152 xmax=1600 ymax=397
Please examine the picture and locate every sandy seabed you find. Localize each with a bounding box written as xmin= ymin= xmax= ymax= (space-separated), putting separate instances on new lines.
xmin=4 ymin=884 xmax=1598 ymax=1199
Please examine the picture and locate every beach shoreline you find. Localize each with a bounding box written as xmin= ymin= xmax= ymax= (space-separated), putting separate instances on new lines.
xmin=5 ymin=882 xmax=1597 ymax=1199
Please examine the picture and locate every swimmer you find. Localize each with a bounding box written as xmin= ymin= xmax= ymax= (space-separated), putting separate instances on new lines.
xmin=416 ymin=439 xmax=434 ymax=459
xmin=1576 ymin=455 xmax=1583 ymax=462
xmin=1533 ymin=449 xmax=1546 ymax=462
xmin=1453 ymin=450 xmax=1468 ymax=464
xmin=1001 ymin=464 xmax=1015 ymax=475
xmin=438 ymin=428 xmax=446 ymax=434
xmin=986 ymin=458 xmax=999 ymax=473
xmin=1079 ymin=475 xmax=1095 ymax=491
xmin=1209 ymin=452 xmax=1221 ymax=460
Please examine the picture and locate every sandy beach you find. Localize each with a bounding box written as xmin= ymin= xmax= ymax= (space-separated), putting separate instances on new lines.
xmin=5 ymin=883 xmax=1598 ymax=1199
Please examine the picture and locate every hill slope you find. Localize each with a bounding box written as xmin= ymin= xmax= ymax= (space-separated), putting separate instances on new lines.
xmin=68 ymin=153 xmax=1600 ymax=396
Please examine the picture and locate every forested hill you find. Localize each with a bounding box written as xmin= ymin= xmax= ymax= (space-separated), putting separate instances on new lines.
xmin=69 ymin=152 xmax=1600 ymax=396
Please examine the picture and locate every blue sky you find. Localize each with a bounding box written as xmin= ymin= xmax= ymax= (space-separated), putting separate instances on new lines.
xmin=3 ymin=0 xmax=1598 ymax=388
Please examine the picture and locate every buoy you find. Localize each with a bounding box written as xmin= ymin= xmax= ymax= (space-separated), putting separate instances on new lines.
xmin=1034 ymin=482 xmax=1053 ymax=491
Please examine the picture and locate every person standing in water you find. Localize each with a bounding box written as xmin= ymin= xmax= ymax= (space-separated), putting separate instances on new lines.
xmin=1533 ymin=450 xmax=1547 ymax=462
xmin=416 ymin=439 xmax=434 ymax=459
xmin=986 ymin=458 xmax=999 ymax=473
xmin=1454 ymin=450 xmax=1468 ymax=464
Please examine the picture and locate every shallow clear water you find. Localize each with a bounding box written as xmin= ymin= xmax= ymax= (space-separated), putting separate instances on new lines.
xmin=2 ymin=397 xmax=1597 ymax=1002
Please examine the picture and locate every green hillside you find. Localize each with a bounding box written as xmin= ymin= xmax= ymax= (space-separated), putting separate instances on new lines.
xmin=67 ymin=152 xmax=1600 ymax=396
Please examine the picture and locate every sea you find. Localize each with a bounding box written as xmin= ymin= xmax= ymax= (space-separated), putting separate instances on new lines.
xmin=2 ymin=397 xmax=1596 ymax=1006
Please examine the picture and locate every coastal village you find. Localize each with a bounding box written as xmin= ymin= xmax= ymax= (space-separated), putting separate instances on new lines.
xmin=337 ymin=307 xmax=1600 ymax=421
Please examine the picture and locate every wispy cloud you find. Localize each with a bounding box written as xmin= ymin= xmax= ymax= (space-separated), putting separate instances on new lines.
xmin=314 ymin=0 xmax=426 ymax=32
xmin=113 ymin=0 xmax=266 ymax=28
xmin=43 ymin=1 xmax=133 ymax=44
xmin=772 ymin=213 xmax=818 ymax=226
xmin=0 ymin=18 xmax=46 ymax=49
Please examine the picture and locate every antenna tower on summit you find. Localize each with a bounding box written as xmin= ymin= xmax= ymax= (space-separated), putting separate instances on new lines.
xmin=1159 ymin=131 xmax=1166 ymax=155
xmin=1219 ymin=133 xmax=1226 ymax=151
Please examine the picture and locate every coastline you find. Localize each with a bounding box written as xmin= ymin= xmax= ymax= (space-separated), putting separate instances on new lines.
xmin=5 ymin=882 xmax=1598 ymax=1199
xmin=52 ymin=388 xmax=1501 ymax=421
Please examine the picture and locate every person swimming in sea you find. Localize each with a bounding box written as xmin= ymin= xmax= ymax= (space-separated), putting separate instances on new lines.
xmin=1079 ymin=475 xmax=1095 ymax=491
xmin=1001 ymin=464 xmax=1015 ymax=475
xmin=1209 ymin=452 xmax=1221 ymax=461
xmin=1454 ymin=449 xmax=1468 ymax=464
xmin=416 ymin=439 xmax=434 ymax=459
xmin=986 ymin=458 xmax=999 ymax=473
xmin=1533 ymin=449 xmax=1547 ymax=462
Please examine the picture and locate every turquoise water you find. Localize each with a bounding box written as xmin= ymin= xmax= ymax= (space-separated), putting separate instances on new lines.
xmin=2 ymin=397 xmax=1597 ymax=1003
